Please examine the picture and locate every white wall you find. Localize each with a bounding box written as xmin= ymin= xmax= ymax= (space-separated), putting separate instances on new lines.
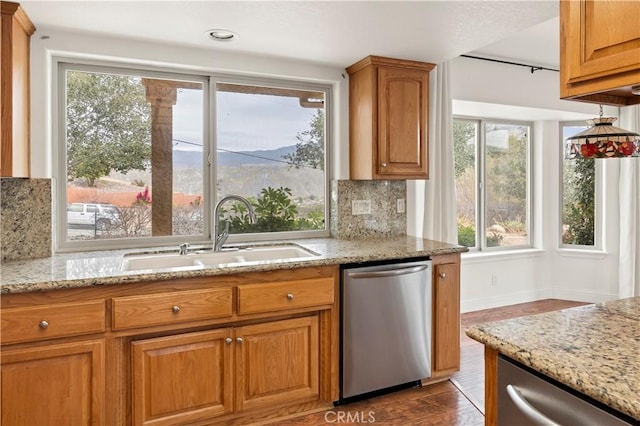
xmin=445 ymin=57 xmax=621 ymax=312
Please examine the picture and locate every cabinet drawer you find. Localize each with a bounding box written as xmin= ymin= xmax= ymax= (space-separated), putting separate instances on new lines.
xmin=112 ymin=288 xmax=232 ymax=330
xmin=1 ymin=300 xmax=106 ymax=344
xmin=237 ymin=277 xmax=334 ymax=315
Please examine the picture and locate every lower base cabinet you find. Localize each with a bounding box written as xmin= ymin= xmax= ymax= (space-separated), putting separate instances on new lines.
xmin=0 ymin=340 xmax=105 ymax=426
xmin=132 ymin=329 xmax=233 ymax=426
xmin=132 ymin=316 xmax=320 ymax=425
xmin=236 ymin=316 xmax=319 ymax=412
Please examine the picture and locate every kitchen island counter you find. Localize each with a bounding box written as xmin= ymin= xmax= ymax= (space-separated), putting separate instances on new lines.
xmin=0 ymin=236 xmax=466 ymax=294
xmin=466 ymin=297 xmax=640 ymax=424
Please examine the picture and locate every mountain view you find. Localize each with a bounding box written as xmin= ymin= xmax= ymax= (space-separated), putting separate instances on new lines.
xmin=110 ymin=145 xmax=325 ymax=203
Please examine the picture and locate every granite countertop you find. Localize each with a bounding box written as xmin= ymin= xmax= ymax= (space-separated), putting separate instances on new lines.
xmin=0 ymin=236 xmax=466 ymax=294
xmin=466 ymin=297 xmax=640 ymax=422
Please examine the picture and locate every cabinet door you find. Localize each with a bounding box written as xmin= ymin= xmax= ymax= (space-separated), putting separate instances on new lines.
xmin=132 ymin=329 xmax=233 ymax=426
xmin=560 ymin=0 xmax=640 ymax=103
xmin=377 ymin=65 xmax=429 ymax=178
xmin=0 ymin=2 xmax=35 ymax=177
xmin=235 ymin=316 xmax=319 ymax=412
xmin=433 ymin=262 xmax=460 ymax=372
xmin=563 ymin=1 xmax=640 ymax=83
xmin=1 ymin=340 xmax=105 ymax=426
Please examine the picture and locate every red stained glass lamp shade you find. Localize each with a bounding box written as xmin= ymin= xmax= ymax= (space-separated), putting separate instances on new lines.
xmin=565 ymin=116 xmax=640 ymax=159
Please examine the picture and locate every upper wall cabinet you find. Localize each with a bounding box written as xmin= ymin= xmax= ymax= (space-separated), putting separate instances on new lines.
xmin=347 ymin=56 xmax=434 ymax=180
xmin=1 ymin=1 xmax=35 ymax=177
xmin=560 ymin=0 xmax=640 ymax=106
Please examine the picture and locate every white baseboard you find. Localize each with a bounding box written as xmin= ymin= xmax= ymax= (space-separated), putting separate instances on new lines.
xmin=461 ymin=288 xmax=620 ymax=313
xmin=461 ymin=289 xmax=552 ymax=313
xmin=551 ymin=288 xmax=619 ymax=304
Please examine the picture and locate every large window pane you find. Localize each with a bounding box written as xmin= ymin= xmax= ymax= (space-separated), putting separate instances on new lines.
xmin=454 ymin=120 xmax=477 ymax=248
xmin=484 ymin=123 xmax=529 ymax=248
xmin=561 ymin=124 xmax=595 ymax=246
xmin=215 ymin=83 xmax=326 ymax=236
xmin=63 ymin=68 xmax=205 ymax=243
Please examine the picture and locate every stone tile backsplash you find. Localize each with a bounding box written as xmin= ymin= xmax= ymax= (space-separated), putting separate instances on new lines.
xmin=331 ymin=180 xmax=406 ymax=239
xmin=1 ymin=178 xmax=52 ymax=261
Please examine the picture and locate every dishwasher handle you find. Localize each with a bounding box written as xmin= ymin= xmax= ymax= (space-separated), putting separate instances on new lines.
xmin=345 ymin=264 xmax=429 ymax=279
xmin=506 ymin=385 xmax=562 ymax=426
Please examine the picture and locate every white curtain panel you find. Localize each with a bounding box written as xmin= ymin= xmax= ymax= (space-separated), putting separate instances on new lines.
xmin=618 ymin=105 xmax=640 ymax=298
xmin=421 ymin=62 xmax=457 ymax=244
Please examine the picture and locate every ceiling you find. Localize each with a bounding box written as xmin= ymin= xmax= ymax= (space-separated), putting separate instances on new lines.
xmin=20 ymin=1 xmax=560 ymax=69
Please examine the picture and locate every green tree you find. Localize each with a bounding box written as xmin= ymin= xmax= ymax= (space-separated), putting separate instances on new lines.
xmin=66 ymin=71 xmax=151 ymax=186
xmin=283 ymin=109 xmax=325 ymax=171
xmin=453 ymin=120 xmax=476 ymax=178
xmin=485 ymin=127 xmax=528 ymax=226
xmin=563 ymin=159 xmax=595 ymax=245
xmin=221 ymin=187 xmax=324 ymax=234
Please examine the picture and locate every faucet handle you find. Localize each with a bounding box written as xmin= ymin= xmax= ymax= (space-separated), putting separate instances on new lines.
xmin=178 ymin=243 xmax=190 ymax=255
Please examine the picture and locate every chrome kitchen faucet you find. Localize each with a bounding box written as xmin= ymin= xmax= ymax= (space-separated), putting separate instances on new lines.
xmin=213 ymin=195 xmax=256 ymax=251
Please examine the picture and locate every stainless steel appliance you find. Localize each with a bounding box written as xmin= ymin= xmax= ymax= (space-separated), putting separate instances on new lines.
xmin=342 ymin=259 xmax=432 ymax=399
xmin=498 ymin=355 xmax=634 ymax=425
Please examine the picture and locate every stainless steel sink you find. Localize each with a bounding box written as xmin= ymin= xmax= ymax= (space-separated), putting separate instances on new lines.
xmin=121 ymin=244 xmax=319 ymax=272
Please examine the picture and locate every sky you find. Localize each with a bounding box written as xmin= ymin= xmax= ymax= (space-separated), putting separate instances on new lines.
xmin=172 ymin=88 xmax=318 ymax=153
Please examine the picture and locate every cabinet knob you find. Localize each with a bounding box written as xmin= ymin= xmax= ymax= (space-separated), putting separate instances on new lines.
xmin=39 ymin=320 xmax=49 ymax=329
xmin=172 ymin=305 xmax=181 ymax=313
xmin=225 ymin=337 xmax=233 ymax=345
xmin=236 ymin=337 xmax=244 ymax=344
xmin=287 ymin=293 xmax=294 ymax=300
xmin=381 ymin=163 xmax=387 ymax=168
xmin=439 ymin=272 xmax=446 ymax=279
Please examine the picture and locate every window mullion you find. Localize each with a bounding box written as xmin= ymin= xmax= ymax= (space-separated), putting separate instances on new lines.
xmin=478 ymin=120 xmax=486 ymax=251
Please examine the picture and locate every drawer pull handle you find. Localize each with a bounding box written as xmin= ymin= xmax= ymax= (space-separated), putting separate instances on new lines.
xmin=439 ymin=272 xmax=446 ymax=279
xmin=39 ymin=320 xmax=49 ymax=329
xmin=287 ymin=293 xmax=294 ymax=300
xmin=236 ymin=337 xmax=244 ymax=344
xmin=225 ymin=337 xmax=232 ymax=345
xmin=381 ymin=163 xmax=387 ymax=167
xmin=506 ymin=385 xmax=562 ymax=426
xmin=172 ymin=305 xmax=181 ymax=313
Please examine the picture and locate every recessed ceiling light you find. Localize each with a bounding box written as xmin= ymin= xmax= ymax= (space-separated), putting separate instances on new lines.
xmin=207 ymin=29 xmax=238 ymax=42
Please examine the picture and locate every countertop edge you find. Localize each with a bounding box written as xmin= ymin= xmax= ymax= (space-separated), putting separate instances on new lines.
xmin=1 ymin=237 xmax=468 ymax=294
xmin=466 ymin=314 xmax=640 ymax=423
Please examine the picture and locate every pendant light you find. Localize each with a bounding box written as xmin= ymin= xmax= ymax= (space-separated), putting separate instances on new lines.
xmin=564 ymin=105 xmax=640 ymax=159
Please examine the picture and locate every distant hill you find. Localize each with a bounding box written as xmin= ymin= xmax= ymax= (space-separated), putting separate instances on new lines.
xmin=174 ymin=145 xmax=297 ymax=168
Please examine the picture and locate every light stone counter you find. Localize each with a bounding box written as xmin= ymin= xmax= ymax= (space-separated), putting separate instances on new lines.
xmin=466 ymin=297 xmax=640 ymax=422
xmin=0 ymin=236 xmax=466 ymax=294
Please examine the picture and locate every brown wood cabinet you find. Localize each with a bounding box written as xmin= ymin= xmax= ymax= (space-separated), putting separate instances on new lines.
xmin=347 ymin=56 xmax=434 ymax=180
xmin=431 ymin=253 xmax=461 ymax=376
xmin=235 ymin=316 xmax=319 ymax=412
xmin=1 ymin=1 xmax=35 ymax=176
xmin=132 ymin=329 xmax=233 ymax=426
xmin=1 ymin=340 xmax=105 ymax=426
xmin=0 ymin=265 xmax=340 ymax=426
xmin=560 ymin=0 xmax=640 ymax=106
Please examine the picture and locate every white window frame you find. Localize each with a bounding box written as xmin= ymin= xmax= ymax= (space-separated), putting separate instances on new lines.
xmin=454 ymin=116 xmax=533 ymax=252
xmin=53 ymin=57 xmax=331 ymax=252
xmin=212 ymin=74 xmax=332 ymax=245
xmin=558 ymin=121 xmax=603 ymax=252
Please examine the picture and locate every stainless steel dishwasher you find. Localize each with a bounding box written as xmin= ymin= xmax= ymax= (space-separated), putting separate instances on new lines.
xmin=342 ymin=259 xmax=432 ymax=400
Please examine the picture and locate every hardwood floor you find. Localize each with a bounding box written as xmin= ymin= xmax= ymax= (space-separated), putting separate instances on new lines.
xmin=271 ymin=299 xmax=589 ymax=426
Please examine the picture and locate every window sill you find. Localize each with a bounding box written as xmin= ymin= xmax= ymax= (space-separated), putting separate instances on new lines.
xmin=555 ymin=248 xmax=608 ymax=259
xmin=461 ymin=248 xmax=545 ymax=264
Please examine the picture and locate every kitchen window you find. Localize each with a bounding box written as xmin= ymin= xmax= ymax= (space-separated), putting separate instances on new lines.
xmin=559 ymin=122 xmax=601 ymax=250
xmin=55 ymin=60 xmax=330 ymax=251
xmin=453 ymin=117 xmax=532 ymax=251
